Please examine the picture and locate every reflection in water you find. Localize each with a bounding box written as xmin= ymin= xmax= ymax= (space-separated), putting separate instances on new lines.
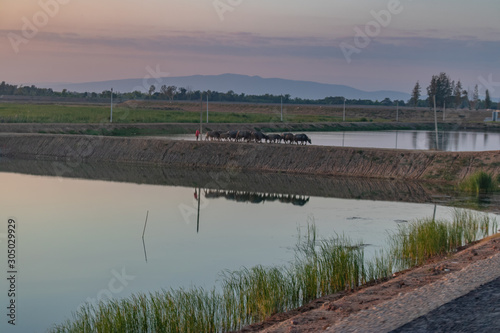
xmin=0 ymin=158 xmax=450 ymax=204
xmin=1 ymin=165 xmax=499 ymax=332
xmin=142 ymin=211 xmax=149 ymax=263
xmin=421 ymin=131 xmax=500 ymax=152
xmin=196 ymin=188 xmax=201 ymax=233
xmin=204 ymin=189 xmax=310 ymax=206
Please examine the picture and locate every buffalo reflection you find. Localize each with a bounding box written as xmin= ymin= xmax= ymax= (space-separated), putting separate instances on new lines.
xmin=204 ymin=189 xmax=310 ymax=206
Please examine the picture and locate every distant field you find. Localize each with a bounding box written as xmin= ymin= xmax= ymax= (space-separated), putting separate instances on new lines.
xmin=0 ymin=100 xmax=491 ymax=124
xmin=0 ymin=102 xmax=368 ymax=124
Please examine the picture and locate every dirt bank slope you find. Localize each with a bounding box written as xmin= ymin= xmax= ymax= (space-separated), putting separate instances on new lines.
xmin=1 ymin=134 xmax=500 ymax=182
xmin=0 ymin=158 xmax=443 ymax=204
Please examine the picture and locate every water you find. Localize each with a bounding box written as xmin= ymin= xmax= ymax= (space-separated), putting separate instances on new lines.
xmin=0 ymin=163 xmax=496 ymax=332
xmin=159 ymin=130 xmax=500 ymax=152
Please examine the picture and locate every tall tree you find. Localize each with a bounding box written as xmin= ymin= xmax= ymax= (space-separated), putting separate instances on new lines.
xmin=148 ymin=85 xmax=156 ymax=96
xmin=160 ymin=85 xmax=168 ymax=98
xmin=485 ymin=89 xmax=492 ymax=109
xmin=410 ymin=81 xmax=421 ymax=106
xmin=426 ymin=72 xmax=452 ymax=107
xmin=471 ymin=84 xmax=479 ymax=110
xmin=463 ymin=89 xmax=471 ymax=110
xmin=165 ymin=86 xmax=177 ymax=101
xmin=453 ymin=80 xmax=463 ymax=109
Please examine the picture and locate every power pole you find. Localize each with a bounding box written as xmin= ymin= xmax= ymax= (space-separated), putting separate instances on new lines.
xmin=343 ymin=98 xmax=346 ymax=122
xmin=434 ymin=95 xmax=439 ymax=149
xmin=200 ymin=94 xmax=203 ymax=136
xmin=206 ymin=93 xmax=209 ymax=123
xmin=281 ymin=95 xmax=283 ymax=122
xmin=396 ymin=101 xmax=399 ymax=122
xmin=110 ymin=88 xmax=113 ymax=123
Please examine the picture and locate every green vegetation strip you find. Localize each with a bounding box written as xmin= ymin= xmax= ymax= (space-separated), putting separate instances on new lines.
xmin=458 ymin=170 xmax=500 ymax=194
xmin=51 ymin=210 xmax=497 ymax=333
xmin=0 ymin=103 xmax=364 ymax=124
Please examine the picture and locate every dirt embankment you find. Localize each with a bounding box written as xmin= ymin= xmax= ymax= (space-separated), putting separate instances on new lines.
xmin=2 ymin=134 xmax=500 ymax=182
xmin=0 ymin=158 xmax=444 ymax=204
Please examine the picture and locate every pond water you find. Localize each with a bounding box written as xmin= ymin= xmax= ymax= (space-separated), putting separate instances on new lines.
xmin=159 ymin=130 xmax=500 ymax=152
xmin=0 ymin=163 xmax=497 ymax=332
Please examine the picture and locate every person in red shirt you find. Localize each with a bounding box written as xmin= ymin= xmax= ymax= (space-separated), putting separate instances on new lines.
xmin=195 ymin=129 xmax=200 ymax=141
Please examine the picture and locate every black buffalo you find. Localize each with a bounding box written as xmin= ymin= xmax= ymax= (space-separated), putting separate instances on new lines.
xmin=236 ymin=130 xmax=252 ymax=142
xmin=205 ymin=131 xmax=220 ymax=141
xmin=294 ymin=133 xmax=312 ymax=145
xmin=267 ymin=134 xmax=283 ymax=143
xmin=227 ymin=130 xmax=238 ymax=141
xmin=251 ymin=131 xmax=268 ymax=143
xmin=283 ymin=133 xmax=294 ymax=144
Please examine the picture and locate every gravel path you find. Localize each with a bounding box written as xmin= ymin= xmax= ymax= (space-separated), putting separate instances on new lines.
xmin=391 ymin=276 xmax=500 ymax=332
xmin=325 ymin=251 xmax=500 ymax=333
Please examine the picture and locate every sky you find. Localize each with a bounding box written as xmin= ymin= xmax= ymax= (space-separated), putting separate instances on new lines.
xmin=1 ymin=0 xmax=499 ymax=97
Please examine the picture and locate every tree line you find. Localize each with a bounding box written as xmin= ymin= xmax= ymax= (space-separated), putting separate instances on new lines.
xmin=1 ymin=78 xmax=496 ymax=109
xmin=0 ymin=80 xmax=405 ymax=106
xmin=409 ymin=73 xmax=496 ymax=110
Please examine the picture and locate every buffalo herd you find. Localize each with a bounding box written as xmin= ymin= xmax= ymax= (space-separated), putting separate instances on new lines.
xmin=204 ymin=130 xmax=312 ymax=145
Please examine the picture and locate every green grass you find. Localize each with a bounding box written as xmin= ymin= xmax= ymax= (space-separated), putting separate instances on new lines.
xmin=390 ymin=209 xmax=498 ymax=270
xmin=50 ymin=210 xmax=498 ymax=333
xmin=0 ymin=103 xmax=349 ymax=124
xmin=458 ymin=170 xmax=498 ymax=194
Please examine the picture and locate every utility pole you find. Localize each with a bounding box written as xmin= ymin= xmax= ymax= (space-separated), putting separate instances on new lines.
xmin=396 ymin=101 xmax=399 ymax=122
xmin=200 ymin=94 xmax=203 ymax=137
xmin=206 ymin=93 xmax=209 ymax=123
xmin=434 ymin=95 xmax=439 ymax=150
xmin=281 ymin=95 xmax=283 ymax=122
xmin=343 ymin=98 xmax=346 ymax=122
xmin=110 ymin=88 xmax=113 ymax=123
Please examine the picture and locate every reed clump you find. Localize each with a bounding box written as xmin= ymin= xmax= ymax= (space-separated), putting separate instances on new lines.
xmin=51 ymin=210 xmax=497 ymax=333
xmin=391 ymin=209 xmax=498 ymax=270
xmin=458 ymin=170 xmax=498 ymax=194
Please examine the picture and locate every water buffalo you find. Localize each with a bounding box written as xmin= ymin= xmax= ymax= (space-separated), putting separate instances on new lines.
xmin=283 ymin=132 xmax=294 ymax=144
xmin=294 ymin=133 xmax=312 ymax=145
xmin=219 ymin=132 xmax=230 ymax=141
xmin=227 ymin=130 xmax=239 ymax=141
xmin=267 ymin=134 xmax=283 ymax=143
xmin=236 ymin=130 xmax=252 ymax=142
xmin=251 ymin=131 xmax=268 ymax=143
xmin=205 ymin=131 xmax=220 ymax=141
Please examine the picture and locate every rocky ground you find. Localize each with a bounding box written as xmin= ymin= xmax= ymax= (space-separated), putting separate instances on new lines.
xmin=237 ymin=234 xmax=500 ymax=332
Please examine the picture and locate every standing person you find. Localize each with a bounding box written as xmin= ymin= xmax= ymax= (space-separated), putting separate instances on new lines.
xmin=195 ymin=129 xmax=200 ymax=141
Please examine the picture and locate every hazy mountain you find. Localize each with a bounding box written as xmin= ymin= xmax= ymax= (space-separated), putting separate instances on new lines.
xmin=38 ymin=74 xmax=411 ymax=101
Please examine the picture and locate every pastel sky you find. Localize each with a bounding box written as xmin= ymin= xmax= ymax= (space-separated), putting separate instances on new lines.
xmin=1 ymin=0 xmax=499 ymax=97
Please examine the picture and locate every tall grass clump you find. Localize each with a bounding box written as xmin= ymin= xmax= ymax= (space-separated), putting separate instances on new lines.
xmin=391 ymin=209 xmax=497 ymax=270
xmin=51 ymin=212 xmax=497 ymax=333
xmin=458 ymin=170 xmax=498 ymax=194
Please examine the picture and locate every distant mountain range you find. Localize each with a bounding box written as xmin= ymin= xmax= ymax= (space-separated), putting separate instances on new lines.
xmin=37 ymin=74 xmax=410 ymax=101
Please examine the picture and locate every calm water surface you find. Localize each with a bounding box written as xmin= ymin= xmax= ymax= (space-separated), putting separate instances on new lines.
xmin=161 ymin=130 xmax=500 ymax=152
xmin=0 ymin=169 xmax=494 ymax=332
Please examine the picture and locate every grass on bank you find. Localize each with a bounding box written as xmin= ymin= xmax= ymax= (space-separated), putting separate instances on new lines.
xmin=0 ymin=102 xmax=371 ymax=124
xmin=458 ymin=170 xmax=499 ymax=194
xmin=51 ymin=209 xmax=498 ymax=333
xmin=390 ymin=209 xmax=497 ymax=270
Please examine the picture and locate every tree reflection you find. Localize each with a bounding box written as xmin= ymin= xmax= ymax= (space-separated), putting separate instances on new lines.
xmin=203 ymin=189 xmax=310 ymax=206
